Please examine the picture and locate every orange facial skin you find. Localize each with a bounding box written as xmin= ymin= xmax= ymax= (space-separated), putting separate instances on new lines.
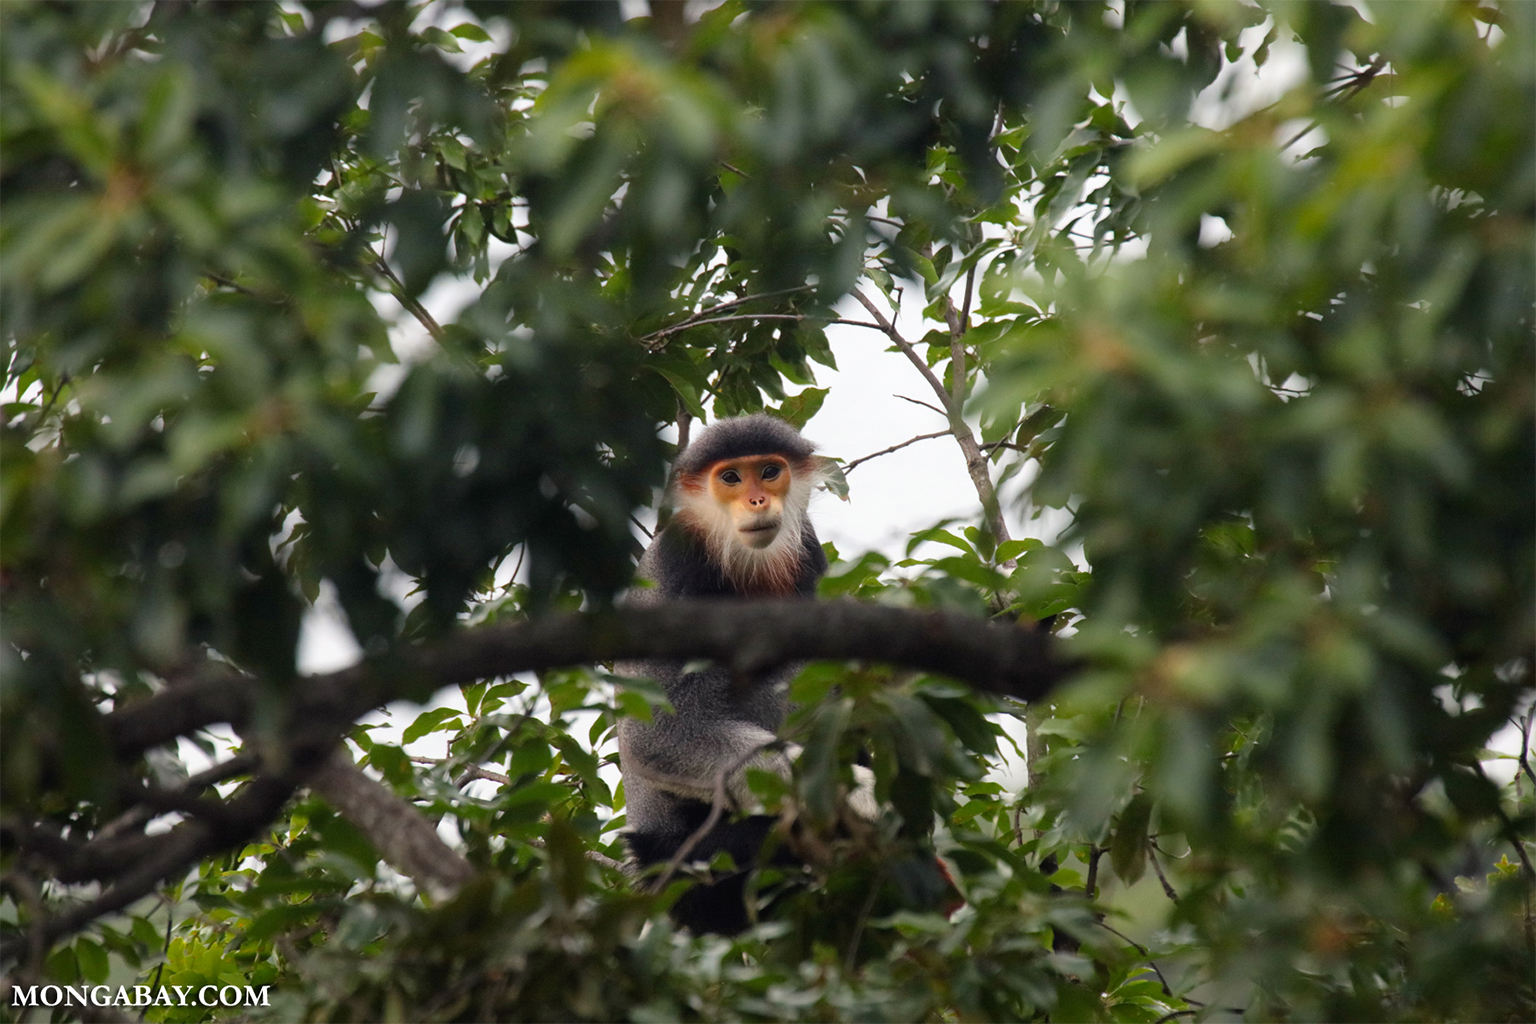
xmin=704 ymin=455 xmax=792 ymax=549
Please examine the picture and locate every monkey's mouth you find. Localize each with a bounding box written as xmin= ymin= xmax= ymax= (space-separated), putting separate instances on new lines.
xmin=737 ymin=518 xmax=781 ymax=548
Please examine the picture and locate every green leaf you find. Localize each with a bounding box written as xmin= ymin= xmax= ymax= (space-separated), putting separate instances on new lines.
xmin=402 ymin=707 xmax=464 ymax=745
xmin=864 ymin=267 xmax=894 ymax=297
xmin=501 ymin=781 xmax=571 ymax=809
xmin=911 ymin=253 xmax=939 ymax=291
xmin=421 ymin=26 xmax=463 ymax=52
xmin=449 ymin=23 xmax=493 ymax=43
xmin=996 ymin=538 xmax=1043 ymax=562
xmin=130 ymin=916 xmax=163 ymax=950
xmin=244 ymin=903 xmax=323 ymax=943
xmin=74 ymin=938 xmax=110 ymax=983
xmin=801 ymin=698 xmax=851 ymax=822
xmin=906 ymin=526 xmax=973 ymax=558
xmin=1110 ymin=792 xmax=1152 ymax=887
xmin=648 ymin=354 xmax=710 ymax=420
xmin=45 ymin=944 xmax=80 ymax=984
xmin=774 ymin=387 xmax=827 ymax=429
xmin=815 ymin=456 xmax=849 ymax=501
xmin=921 ymin=694 xmax=998 ymax=757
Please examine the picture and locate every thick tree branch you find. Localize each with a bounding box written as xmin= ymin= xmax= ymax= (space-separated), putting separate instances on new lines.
xmin=2 ymin=754 xmax=265 ymax=887
xmin=12 ymin=601 xmax=1074 ymax=955
xmin=98 ymin=752 xmax=260 ymax=843
xmin=108 ymin=601 xmax=1075 ymax=758
xmin=6 ymin=762 xmax=321 ymax=960
xmin=309 ymin=751 xmax=476 ymax=899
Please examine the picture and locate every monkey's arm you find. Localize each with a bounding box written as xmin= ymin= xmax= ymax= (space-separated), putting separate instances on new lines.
xmin=618 ymin=712 xmax=791 ymax=807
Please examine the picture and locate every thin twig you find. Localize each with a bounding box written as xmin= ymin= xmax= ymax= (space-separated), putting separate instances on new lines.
xmin=853 ymin=289 xmax=954 ymax=414
xmin=586 ymin=849 xmax=626 ymax=871
xmin=203 ymin=272 xmax=259 ymax=298
xmin=843 ymin=861 xmax=886 ymax=973
xmin=36 ymin=373 xmax=70 ymax=424
xmin=1084 ymin=844 xmax=1104 ymax=901
xmin=148 ymin=900 xmax=172 ymax=994
xmin=1097 ymin=920 xmax=1175 ymax=998
xmin=1148 ymin=845 xmax=1179 ymax=902
xmin=894 ymin=394 xmax=948 ymax=418
xmin=646 ymin=312 xmax=884 ymax=351
xmin=409 ymin=756 xmax=512 ymax=788
xmin=843 ymin=430 xmax=951 ymax=473
xmin=526 ymin=837 xmax=626 ymax=872
xmin=1320 ymin=58 xmax=1386 ymax=99
xmin=639 ymin=286 xmax=811 ymax=346
xmin=458 ymin=764 xmax=512 ymax=787
xmin=1515 ymin=711 xmax=1535 ymax=788
xmin=369 ymin=254 xmax=445 ymax=343
xmin=959 ymin=263 xmax=976 ymax=334
xmin=507 ymin=545 xmax=525 ymax=589
xmin=652 ymin=312 xmax=806 ymax=336
xmin=97 ymin=752 xmax=261 ymax=843
xmin=854 ymin=287 xmax=1015 ymax=560
xmin=1472 ymin=760 xmax=1536 ymax=880
xmin=1280 ymin=58 xmax=1385 ymax=152
xmin=650 ymin=741 xmax=774 ymax=893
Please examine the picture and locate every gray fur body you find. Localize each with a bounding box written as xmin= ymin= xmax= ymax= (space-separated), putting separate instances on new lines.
xmin=616 ymin=522 xmax=825 ymax=838
xmin=616 ymin=416 xmax=826 ymax=933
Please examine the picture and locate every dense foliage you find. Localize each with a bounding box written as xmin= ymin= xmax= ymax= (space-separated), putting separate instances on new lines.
xmin=2 ymin=1 xmax=1531 ymax=1021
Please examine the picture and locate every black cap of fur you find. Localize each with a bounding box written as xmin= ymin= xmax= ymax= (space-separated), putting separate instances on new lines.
xmin=673 ymin=414 xmax=816 ymax=476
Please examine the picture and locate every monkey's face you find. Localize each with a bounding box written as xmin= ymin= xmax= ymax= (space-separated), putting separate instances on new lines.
xmin=706 ymin=455 xmax=793 ymax=549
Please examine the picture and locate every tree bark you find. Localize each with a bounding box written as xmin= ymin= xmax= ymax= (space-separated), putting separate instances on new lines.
xmin=108 ymin=600 xmax=1076 ymax=758
xmin=0 ymin=600 xmax=1078 ymax=958
xmin=309 ymin=751 xmax=476 ymax=900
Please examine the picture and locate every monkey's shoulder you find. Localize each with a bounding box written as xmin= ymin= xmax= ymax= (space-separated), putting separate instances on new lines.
xmin=637 ymin=523 xmax=733 ymax=598
xmin=796 ymin=526 xmax=828 ymax=592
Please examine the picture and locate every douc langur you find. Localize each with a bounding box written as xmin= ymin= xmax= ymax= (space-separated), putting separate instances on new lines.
xmin=616 ymin=414 xmax=830 ymax=934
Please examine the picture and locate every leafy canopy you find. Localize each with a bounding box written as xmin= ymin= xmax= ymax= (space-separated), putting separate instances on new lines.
xmin=2 ymin=1 xmax=1531 ymax=1021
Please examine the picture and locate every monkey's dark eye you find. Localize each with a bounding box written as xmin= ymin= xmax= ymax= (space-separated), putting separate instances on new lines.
xmin=761 ymin=464 xmax=781 ymax=481
xmin=720 ymin=469 xmax=741 ymax=485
